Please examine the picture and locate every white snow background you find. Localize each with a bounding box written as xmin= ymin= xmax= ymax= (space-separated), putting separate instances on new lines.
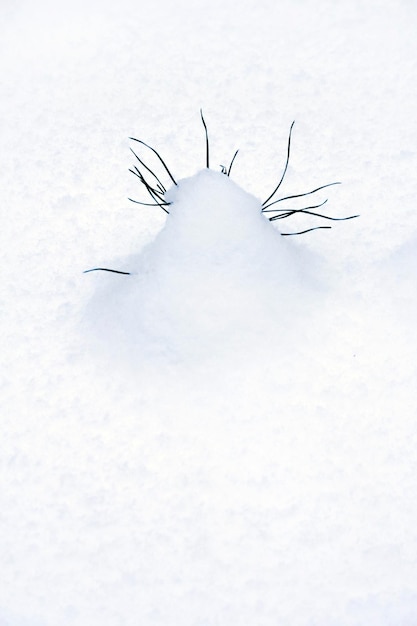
xmin=1 ymin=0 xmax=417 ymax=624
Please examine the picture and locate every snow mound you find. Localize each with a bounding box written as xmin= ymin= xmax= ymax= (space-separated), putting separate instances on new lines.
xmin=86 ymin=169 xmax=322 ymax=362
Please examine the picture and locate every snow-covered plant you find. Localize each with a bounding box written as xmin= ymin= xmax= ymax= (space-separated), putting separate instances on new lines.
xmin=85 ymin=111 xmax=358 ymax=275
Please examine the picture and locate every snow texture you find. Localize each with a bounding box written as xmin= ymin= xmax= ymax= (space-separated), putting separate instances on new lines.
xmin=87 ymin=168 xmax=322 ymax=363
xmin=1 ymin=0 xmax=417 ymax=624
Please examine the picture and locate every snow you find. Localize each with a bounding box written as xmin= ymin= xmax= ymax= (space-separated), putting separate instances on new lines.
xmin=86 ymin=167 xmax=324 ymax=363
xmin=1 ymin=0 xmax=417 ymax=624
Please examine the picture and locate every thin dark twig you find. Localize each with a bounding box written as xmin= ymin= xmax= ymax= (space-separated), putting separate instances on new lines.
xmin=269 ymin=212 xmax=294 ymax=221
xmin=267 ymin=198 xmax=359 ymax=223
xmin=262 ymin=182 xmax=341 ymax=211
xmin=130 ymin=168 xmax=170 ymax=212
xmin=289 ymin=210 xmax=359 ymax=221
xmin=262 ymin=121 xmax=295 ymax=207
xmin=129 ymin=137 xmax=177 ymax=186
xmin=200 ymin=109 xmax=209 ymax=169
xmin=281 ymin=226 xmax=332 ymax=236
xmin=227 ymin=150 xmax=239 ymax=177
xmin=83 ymin=268 xmax=131 ymax=274
xmin=128 ymin=198 xmax=170 ymax=207
xmin=130 ymin=165 xmax=169 ymax=206
xmin=129 ymin=168 xmax=164 ymax=198
xmin=141 ymin=177 xmax=168 ymax=203
xmin=270 ymin=209 xmax=358 ymax=222
xmin=130 ymin=147 xmax=167 ymax=192
xmin=263 ymin=199 xmax=328 ymax=214
xmin=144 ymin=185 xmax=170 ymax=214
xmin=131 ymin=167 xmax=167 ymax=201
xmin=129 ymin=167 xmax=142 ymax=180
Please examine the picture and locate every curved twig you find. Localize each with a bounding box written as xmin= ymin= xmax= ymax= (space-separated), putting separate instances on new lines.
xmin=129 ymin=137 xmax=177 ymax=186
xmin=262 ymin=121 xmax=295 ymax=207
xmin=128 ymin=197 xmax=170 ymax=207
xmin=227 ymin=149 xmax=239 ymax=177
xmin=83 ymin=268 xmax=131 ymax=275
xmin=262 ymin=182 xmax=341 ymax=211
xmin=281 ymin=226 xmax=332 ymax=236
xmin=263 ymin=199 xmax=328 ymax=215
xmin=200 ymin=109 xmax=209 ymax=169
xmin=130 ymin=147 xmax=167 ymax=192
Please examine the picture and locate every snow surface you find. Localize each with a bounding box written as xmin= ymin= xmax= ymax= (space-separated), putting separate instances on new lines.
xmin=1 ymin=0 xmax=417 ymax=624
